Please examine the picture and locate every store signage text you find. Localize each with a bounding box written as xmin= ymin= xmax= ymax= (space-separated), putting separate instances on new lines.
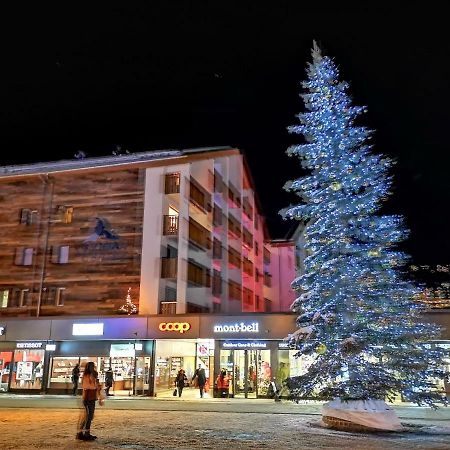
xmin=0 ymin=326 xmax=5 ymax=336
xmin=72 ymin=323 xmax=104 ymax=336
xmin=213 ymin=322 xmax=259 ymax=333
xmin=159 ymin=322 xmax=191 ymax=333
xmin=16 ymin=342 xmax=43 ymax=349
xmin=222 ymin=342 xmax=267 ymax=349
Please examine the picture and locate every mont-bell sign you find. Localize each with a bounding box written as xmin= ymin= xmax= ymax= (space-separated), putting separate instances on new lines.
xmin=213 ymin=322 xmax=259 ymax=333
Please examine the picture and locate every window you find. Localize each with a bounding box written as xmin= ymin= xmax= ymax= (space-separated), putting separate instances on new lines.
xmin=16 ymin=289 xmax=30 ymax=307
xmin=42 ymin=287 xmax=65 ymax=306
xmin=52 ymin=245 xmax=70 ymax=264
xmin=1 ymin=290 xmax=9 ymax=308
xmin=15 ymin=247 xmax=34 ymax=266
xmin=57 ymin=205 xmax=73 ymax=224
xmin=55 ymin=287 xmax=65 ymax=306
xmin=20 ymin=209 xmax=38 ymax=225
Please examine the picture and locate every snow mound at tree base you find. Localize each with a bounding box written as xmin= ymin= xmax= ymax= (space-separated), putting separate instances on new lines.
xmin=322 ymin=399 xmax=403 ymax=432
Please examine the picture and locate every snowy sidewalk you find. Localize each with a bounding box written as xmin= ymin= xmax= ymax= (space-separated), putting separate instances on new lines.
xmin=1 ymin=394 xmax=449 ymax=422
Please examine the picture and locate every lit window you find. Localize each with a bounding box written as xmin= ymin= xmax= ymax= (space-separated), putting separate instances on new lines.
xmin=57 ymin=206 xmax=74 ymax=224
xmin=1 ymin=290 xmax=9 ymax=308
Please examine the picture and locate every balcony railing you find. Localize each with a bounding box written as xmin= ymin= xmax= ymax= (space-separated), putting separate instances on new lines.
xmin=228 ymin=280 xmax=242 ymax=300
xmin=165 ymin=173 xmax=180 ymax=194
xmin=263 ymin=247 xmax=271 ymax=264
xmin=189 ymin=218 xmax=211 ymax=250
xmin=264 ymin=272 xmax=272 ymax=287
xmin=228 ymin=247 xmax=241 ymax=269
xmin=213 ymin=239 xmax=222 ymax=259
xmin=190 ymin=177 xmax=211 ymax=212
xmin=243 ymin=257 xmax=253 ymax=276
xmin=163 ymin=215 xmax=179 ymax=236
xmin=161 ymin=257 xmax=177 ymax=279
xmin=160 ymin=302 xmax=177 ymax=314
xmin=187 ymin=261 xmax=210 ymax=287
xmin=243 ymin=228 xmax=253 ymax=249
xmin=228 ymin=217 xmax=241 ymax=239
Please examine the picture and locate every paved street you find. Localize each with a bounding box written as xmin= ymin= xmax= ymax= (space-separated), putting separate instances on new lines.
xmin=0 ymin=395 xmax=449 ymax=449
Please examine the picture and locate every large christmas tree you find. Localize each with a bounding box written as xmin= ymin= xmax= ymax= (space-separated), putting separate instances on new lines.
xmin=281 ymin=42 xmax=448 ymax=408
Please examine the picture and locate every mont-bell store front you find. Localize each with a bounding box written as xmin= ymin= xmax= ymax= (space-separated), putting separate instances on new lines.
xmin=0 ymin=314 xmax=300 ymax=399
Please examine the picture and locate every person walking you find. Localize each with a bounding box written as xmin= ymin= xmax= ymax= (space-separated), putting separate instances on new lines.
xmin=105 ymin=367 xmax=114 ymax=396
xmin=76 ymin=362 xmax=101 ymax=441
xmin=216 ymin=368 xmax=230 ymax=398
xmin=71 ymin=364 xmax=80 ymax=396
xmin=192 ymin=364 xmax=207 ymax=398
xmin=174 ymin=368 xmax=187 ymax=398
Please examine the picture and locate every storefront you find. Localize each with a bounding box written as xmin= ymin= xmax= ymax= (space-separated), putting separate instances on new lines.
xmin=0 ymin=314 xmax=298 ymax=397
xmin=2 ymin=314 xmax=447 ymax=400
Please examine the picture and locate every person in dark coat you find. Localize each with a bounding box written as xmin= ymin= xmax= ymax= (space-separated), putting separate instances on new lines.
xmin=174 ymin=369 xmax=187 ymax=397
xmin=71 ymin=364 xmax=80 ymax=396
xmin=105 ymin=367 xmax=114 ymax=396
xmin=192 ymin=364 xmax=207 ymax=398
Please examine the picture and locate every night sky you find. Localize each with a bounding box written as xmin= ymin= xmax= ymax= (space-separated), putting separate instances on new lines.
xmin=1 ymin=4 xmax=449 ymax=265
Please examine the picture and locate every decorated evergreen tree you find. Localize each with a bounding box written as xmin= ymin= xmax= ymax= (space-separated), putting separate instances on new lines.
xmin=281 ymin=42 xmax=448 ymax=415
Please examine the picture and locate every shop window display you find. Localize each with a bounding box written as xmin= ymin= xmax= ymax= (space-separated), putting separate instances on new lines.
xmin=0 ymin=352 xmax=13 ymax=392
xmin=10 ymin=349 xmax=45 ymax=390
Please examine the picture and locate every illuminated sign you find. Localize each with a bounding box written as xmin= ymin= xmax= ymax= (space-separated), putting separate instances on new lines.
xmin=134 ymin=343 xmax=143 ymax=351
xmin=16 ymin=342 xmax=43 ymax=349
xmin=213 ymin=322 xmax=259 ymax=333
xmin=110 ymin=343 xmax=135 ymax=357
xmin=222 ymin=341 xmax=267 ymax=349
xmin=72 ymin=323 xmax=104 ymax=336
xmin=158 ymin=322 xmax=191 ymax=334
xmin=0 ymin=326 xmax=5 ymax=336
xmin=45 ymin=344 xmax=56 ymax=351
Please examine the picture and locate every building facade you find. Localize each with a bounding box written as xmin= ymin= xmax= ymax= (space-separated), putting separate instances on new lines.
xmin=0 ymin=147 xmax=300 ymax=397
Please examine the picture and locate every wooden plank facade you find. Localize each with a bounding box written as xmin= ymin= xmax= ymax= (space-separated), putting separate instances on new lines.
xmin=0 ymin=168 xmax=145 ymax=316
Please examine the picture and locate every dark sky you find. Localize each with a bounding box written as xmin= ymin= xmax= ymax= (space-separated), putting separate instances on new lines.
xmin=1 ymin=4 xmax=449 ymax=265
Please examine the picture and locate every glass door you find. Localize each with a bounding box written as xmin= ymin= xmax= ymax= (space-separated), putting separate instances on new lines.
xmin=232 ymin=349 xmax=272 ymax=398
xmin=233 ymin=350 xmax=257 ymax=398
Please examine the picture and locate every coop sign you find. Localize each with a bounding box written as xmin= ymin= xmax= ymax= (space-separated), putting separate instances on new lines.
xmin=16 ymin=342 xmax=43 ymax=349
xmin=213 ymin=322 xmax=259 ymax=333
xmin=158 ymin=322 xmax=191 ymax=334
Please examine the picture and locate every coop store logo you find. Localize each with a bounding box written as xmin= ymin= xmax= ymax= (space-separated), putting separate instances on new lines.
xmin=213 ymin=322 xmax=259 ymax=333
xmin=158 ymin=322 xmax=191 ymax=333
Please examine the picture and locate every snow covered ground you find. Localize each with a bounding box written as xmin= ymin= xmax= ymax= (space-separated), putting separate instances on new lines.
xmin=0 ymin=407 xmax=449 ymax=449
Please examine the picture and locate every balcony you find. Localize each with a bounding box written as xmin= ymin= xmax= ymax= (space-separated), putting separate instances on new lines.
xmin=228 ymin=247 xmax=241 ymax=269
xmin=165 ymin=173 xmax=180 ymax=194
xmin=228 ymin=217 xmax=241 ymax=239
xmin=263 ymin=247 xmax=271 ymax=264
xmin=243 ymin=228 xmax=253 ymax=249
xmin=187 ymin=261 xmax=211 ymax=287
xmin=243 ymin=257 xmax=253 ymax=276
xmin=264 ymin=272 xmax=272 ymax=287
xmin=163 ymin=215 xmax=179 ymax=236
xmin=243 ymin=198 xmax=253 ymax=220
xmin=161 ymin=257 xmax=177 ymax=279
xmin=160 ymin=302 xmax=177 ymax=314
xmin=228 ymin=280 xmax=242 ymax=301
xmin=190 ymin=177 xmax=211 ymax=212
xmin=213 ymin=238 xmax=222 ymax=259
xmin=189 ymin=218 xmax=211 ymax=250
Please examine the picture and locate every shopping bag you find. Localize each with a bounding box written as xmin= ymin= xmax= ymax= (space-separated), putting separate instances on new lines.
xmin=98 ymin=388 xmax=107 ymax=406
xmin=173 ymin=388 xmax=178 ymax=396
